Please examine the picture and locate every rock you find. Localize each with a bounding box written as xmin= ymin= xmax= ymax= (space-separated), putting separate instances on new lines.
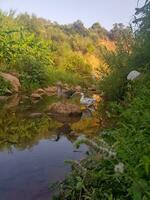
xmin=22 ymin=95 xmax=29 ymax=100
xmin=75 ymin=85 xmax=82 ymax=92
xmin=58 ymin=88 xmax=76 ymax=98
xmin=32 ymin=99 xmax=41 ymax=104
xmin=64 ymin=83 xmax=69 ymax=89
xmin=56 ymin=81 xmax=62 ymax=86
xmin=29 ymin=113 xmax=42 ymax=118
xmin=31 ymin=93 xmax=42 ymax=100
xmin=4 ymin=89 xmax=13 ymax=95
xmin=33 ymin=88 xmax=45 ymax=96
xmin=127 ymin=70 xmax=141 ymax=81
xmin=88 ymin=85 xmax=96 ymax=91
xmin=0 ymin=72 xmax=21 ymax=92
xmin=4 ymin=94 xmax=21 ymax=109
xmin=0 ymin=96 xmax=9 ymax=101
xmin=46 ymin=102 xmax=82 ymax=116
xmin=44 ymin=86 xmax=57 ymax=95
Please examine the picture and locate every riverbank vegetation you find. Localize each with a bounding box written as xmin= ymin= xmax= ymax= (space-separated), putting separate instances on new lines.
xmin=0 ymin=0 xmax=149 ymax=199
xmin=0 ymin=10 xmax=118 ymax=93
xmin=52 ymin=1 xmax=150 ymax=199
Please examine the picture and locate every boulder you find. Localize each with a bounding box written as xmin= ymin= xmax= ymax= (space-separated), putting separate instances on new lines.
xmin=29 ymin=113 xmax=42 ymax=118
xmin=4 ymin=94 xmax=21 ymax=109
xmin=88 ymin=84 xmax=96 ymax=92
xmin=64 ymin=83 xmax=69 ymax=89
xmin=22 ymin=95 xmax=29 ymax=100
xmin=0 ymin=72 xmax=21 ymax=92
xmin=75 ymin=85 xmax=82 ymax=92
xmin=127 ymin=70 xmax=141 ymax=81
xmin=31 ymin=93 xmax=42 ymax=100
xmin=33 ymin=88 xmax=46 ymax=96
xmin=44 ymin=86 xmax=57 ymax=95
xmin=0 ymin=96 xmax=9 ymax=101
xmin=46 ymin=102 xmax=82 ymax=116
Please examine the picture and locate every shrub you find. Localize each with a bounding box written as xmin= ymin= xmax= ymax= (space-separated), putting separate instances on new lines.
xmin=64 ymin=54 xmax=92 ymax=78
xmin=18 ymin=56 xmax=50 ymax=90
xmin=46 ymin=68 xmax=92 ymax=87
xmin=99 ymin=69 xmax=127 ymax=100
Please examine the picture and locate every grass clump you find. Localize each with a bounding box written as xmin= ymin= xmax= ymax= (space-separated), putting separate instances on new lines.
xmin=46 ymin=68 xmax=92 ymax=87
xmin=0 ymin=77 xmax=11 ymax=95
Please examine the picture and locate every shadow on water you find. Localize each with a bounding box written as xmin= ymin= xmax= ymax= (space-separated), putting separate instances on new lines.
xmin=0 ymin=94 xmax=100 ymax=200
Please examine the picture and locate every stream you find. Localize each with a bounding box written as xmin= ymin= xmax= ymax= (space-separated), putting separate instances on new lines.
xmin=0 ymin=94 xmax=99 ymax=200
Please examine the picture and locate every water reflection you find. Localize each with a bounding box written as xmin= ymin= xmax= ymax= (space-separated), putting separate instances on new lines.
xmin=0 ymin=138 xmax=87 ymax=200
xmin=0 ymin=95 xmax=99 ymax=200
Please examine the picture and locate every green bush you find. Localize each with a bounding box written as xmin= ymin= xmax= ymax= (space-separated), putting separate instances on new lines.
xmin=64 ymin=54 xmax=92 ymax=77
xmin=99 ymin=69 xmax=127 ymax=100
xmin=46 ymin=68 xmax=92 ymax=87
xmin=0 ymin=28 xmax=53 ymax=90
xmin=18 ymin=56 xmax=50 ymax=90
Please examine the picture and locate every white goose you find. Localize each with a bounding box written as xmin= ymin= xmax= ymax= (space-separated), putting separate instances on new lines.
xmin=80 ymin=93 xmax=95 ymax=107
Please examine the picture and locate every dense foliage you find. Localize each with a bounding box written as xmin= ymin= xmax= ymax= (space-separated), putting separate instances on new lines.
xmin=0 ymin=10 xmax=117 ymax=91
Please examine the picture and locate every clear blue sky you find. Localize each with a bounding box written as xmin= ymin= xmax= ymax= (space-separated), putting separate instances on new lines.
xmin=0 ymin=0 xmax=144 ymax=30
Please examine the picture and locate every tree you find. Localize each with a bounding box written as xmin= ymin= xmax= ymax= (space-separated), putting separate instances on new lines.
xmin=132 ymin=0 xmax=150 ymax=67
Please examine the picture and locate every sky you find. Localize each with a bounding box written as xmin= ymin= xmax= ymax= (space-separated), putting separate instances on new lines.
xmin=0 ymin=0 xmax=144 ymax=30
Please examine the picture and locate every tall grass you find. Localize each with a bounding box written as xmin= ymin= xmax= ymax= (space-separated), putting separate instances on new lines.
xmin=46 ymin=68 xmax=93 ymax=87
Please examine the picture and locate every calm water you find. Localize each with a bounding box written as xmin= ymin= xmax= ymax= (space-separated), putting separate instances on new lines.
xmin=0 ymin=95 xmax=98 ymax=200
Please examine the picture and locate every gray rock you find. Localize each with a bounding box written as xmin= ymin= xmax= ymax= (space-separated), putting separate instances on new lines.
xmin=127 ymin=70 xmax=141 ymax=81
xmin=75 ymin=85 xmax=82 ymax=92
xmin=29 ymin=113 xmax=42 ymax=118
xmin=0 ymin=96 xmax=9 ymax=101
xmin=46 ymin=102 xmax=82 ymax=116
xmin=33 ymin=88 xmax=45 ymax=96
xmin=31 ymin=93 xmax=42 ymax=100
